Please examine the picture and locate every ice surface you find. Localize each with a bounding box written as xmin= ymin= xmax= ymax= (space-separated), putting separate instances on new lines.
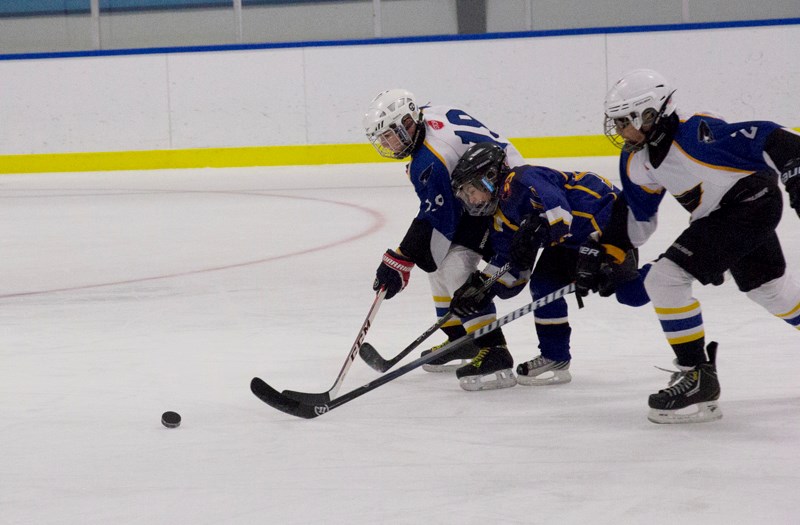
xmin=2 ymin=158 xmax=798 ymax=524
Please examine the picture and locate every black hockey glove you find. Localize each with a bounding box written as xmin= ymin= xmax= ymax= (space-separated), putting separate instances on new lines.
xmin=575 ymin=236 xmax=604 ymax=298
xmin=782 ymin=162 xmax=800 ymax=218
xmin=597 ymin=249 xmax=640 ymax=297
xmin=510 ymin=214 xmax=547 ymax=270
xmin=450 ymin=271 xmax=496 ymax=318
xmin=374 ymin=249 xmax=415 ymax=300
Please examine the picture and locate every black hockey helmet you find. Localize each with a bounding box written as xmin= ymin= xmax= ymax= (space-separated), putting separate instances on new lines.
xmin=451 ymin=142 xmax=509 ymax=216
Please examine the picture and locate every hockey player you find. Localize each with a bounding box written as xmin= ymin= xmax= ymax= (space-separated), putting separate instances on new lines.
xmin=602 ymin=68 xmax=800 ymax=423
xmin=447 ymin=142 xmax=649 ymax=390
xmin=363 ymin=89 xmax=525 ymax=384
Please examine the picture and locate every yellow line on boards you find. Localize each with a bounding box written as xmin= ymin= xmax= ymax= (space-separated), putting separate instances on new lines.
xmin=0 ymin=134 xmax=638 ymax=174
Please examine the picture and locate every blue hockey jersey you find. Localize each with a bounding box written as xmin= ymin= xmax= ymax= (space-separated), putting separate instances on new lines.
xmin=484 ymin=165 xmax=619 ymax=292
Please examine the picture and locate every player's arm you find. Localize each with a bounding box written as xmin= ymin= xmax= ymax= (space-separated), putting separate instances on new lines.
xmin=373 ymin=155 xmax=461 ymax=299
xmin=529 ymin=168 xmax=575 ymax=244
xmin=575 ymin=195 xmax=638 ymax=298
xmin=618 ymin=152 xmax=665 ymax=247
xmin=764 ymin=127 xmax=800 ymax=218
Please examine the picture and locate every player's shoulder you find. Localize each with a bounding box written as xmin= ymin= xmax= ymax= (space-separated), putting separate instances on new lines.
xmin=420 ymin=104 xmax=457 ymax=128
xmin=503 ymin=165 xmax=562 ymax=192
xmin=677 ymin=110 xmax=727 ymax=136
xmin=513 ymin=164 xmax=566 ymax=181
xmin=416 ymin=108 xmax=466 ymax=169
xmin=409 ymin=142 xmax=454 ymax=181
xmin=681 ymin=110 xmax=727 ymax=124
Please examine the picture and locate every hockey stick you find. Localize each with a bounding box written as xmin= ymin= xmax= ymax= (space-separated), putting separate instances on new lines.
xmin=251 ymin=282 xmax=575 ymax=419
xmin=359 ymin=262 xmax=513 ymax=373
xmin=280 ymin=287 xmax=387 ymax=404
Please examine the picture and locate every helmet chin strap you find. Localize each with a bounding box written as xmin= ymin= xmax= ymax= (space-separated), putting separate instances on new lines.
xmin=641 ymin=91 xmax=678 ymax=168
xmin=408 ymin=115 xmax=425 ymax=154
xmin=647 ymin=117 xmax=679 ymax=168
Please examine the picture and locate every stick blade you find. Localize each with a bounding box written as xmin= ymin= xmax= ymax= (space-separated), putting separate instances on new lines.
xmin=250 ymin=377 xmax=324 ymax=419
xmin=281 ymin=389 xmax=332 ymax=405
xmin=358 ymin=342 xmax=392 ymax=373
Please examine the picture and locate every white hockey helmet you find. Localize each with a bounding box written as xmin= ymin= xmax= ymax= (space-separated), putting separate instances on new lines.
xmin=604 ymin=69 xmax=676 ymax=151
xmin=363 ymin=88 xmax=422 ymax=159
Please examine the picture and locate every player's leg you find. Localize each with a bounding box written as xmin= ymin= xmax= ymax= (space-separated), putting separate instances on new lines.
xmin=423 ymin=244 xmax=482 ymax=372
xmin=447 ymin=251 xmax=517 ymax=391
xmin=516 ymin=247 xmax=575 ymax=386
xmin=732 ymin=231 xmax=800 ymax=330
xmin=647 ymin=172 xmax=782 ymax=423
xmin=643 ymin=257 xmax=721 ymax=423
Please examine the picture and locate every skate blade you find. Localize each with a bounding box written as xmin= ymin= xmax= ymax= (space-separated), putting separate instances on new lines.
xmin=517 ymin=369 xmax=572 ymax=386
xmin=422 ymin=359 xmax=471 ymax=373
xmin=648 ymin=401 xmax=723 ymax=424
xmin=459 ymin=369 xmax=517 ymax=391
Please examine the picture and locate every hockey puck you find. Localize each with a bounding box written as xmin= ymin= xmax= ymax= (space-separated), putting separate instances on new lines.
xmin=161 ymin=411 xmax=181 ymax=428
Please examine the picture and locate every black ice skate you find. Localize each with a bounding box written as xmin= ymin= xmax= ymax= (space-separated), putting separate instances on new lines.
xmin=421 ymin=340 xmax=479 ymax=373
xmin=456 ymin=345 xmax=517 ymax=391
xmin=648 ymin=342 xmax=722 ymax=424
xmin=516 ymin=355 xmax=571 ymax=386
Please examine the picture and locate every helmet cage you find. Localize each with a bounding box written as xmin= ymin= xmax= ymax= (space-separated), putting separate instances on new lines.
xmin=367 ymin=114 xmax=419 ymax=159
xmin=453 ymin=168 xmax=500 ymax=217
xmin=603 ymin=108 xmax=660 ymax=152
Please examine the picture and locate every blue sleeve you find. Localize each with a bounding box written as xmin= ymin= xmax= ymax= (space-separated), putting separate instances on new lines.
xmin=525 ymin=168 xmax=575 ymax=243
xmin=408 ymin=146 xmax=462 ymax=240
xmin=619 ymin=151 xmax=665 ymax=222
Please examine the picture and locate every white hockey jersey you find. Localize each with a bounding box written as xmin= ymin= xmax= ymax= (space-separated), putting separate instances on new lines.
xmin=619 ymin=111 xmax=785 ymax=246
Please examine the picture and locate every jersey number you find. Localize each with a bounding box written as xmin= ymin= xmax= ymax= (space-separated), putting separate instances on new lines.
xmin=445 ymin=109 xmax=503 ymax=147
xmin=730 ymin=126 xmax=758 ymax=139
xmin=424 ymin=194 xmax=445 ymax=212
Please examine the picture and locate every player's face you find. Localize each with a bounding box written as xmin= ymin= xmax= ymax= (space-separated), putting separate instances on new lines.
xmin=377 ymin=116 xmax=417 ymax=154
xmin=616 ymin=119 xmax=647 ymax=149
xmin=457 ymin=184 xmax=492 ymax=206
xmin=377 ymin=129 xmax=405 ymax=153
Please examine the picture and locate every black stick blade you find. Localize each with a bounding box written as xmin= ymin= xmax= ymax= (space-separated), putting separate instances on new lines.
xmin=250 ymin=378 xmax=326 ymax=419
xmin=358 ymin=342 xmax=391 ymax=373
xmin=281 ymin=389 xmax=332 ymax=405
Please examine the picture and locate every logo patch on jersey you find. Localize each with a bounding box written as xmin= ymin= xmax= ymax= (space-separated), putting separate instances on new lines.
xmin=418 ymin=164 xmax=433 ymax=185
xmin=675 ymin=183 xmax=703 ymax=213
xmin=426 ymin=120 xmax=445 ymax=130
xmin=500 ymin=171 xmax=516 ymax=200
xmin=698 ymin=120 xmax=715 ymax=143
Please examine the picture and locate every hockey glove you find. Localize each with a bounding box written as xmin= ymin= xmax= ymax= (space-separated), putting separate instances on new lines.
xmin=374 ymin=249 xmax=415 ymax=300
xmin=781 ymin=160 xmax=800 ymax=218
xmin=510 ymin=214 xmax=547 ymax=270
xmin=450 ymin=271 xmax=495 ymax=318
xmin=597 ymin=249 xmax=640 ymax=297
xmin=575 ymin=236 xmax=604 ymax=298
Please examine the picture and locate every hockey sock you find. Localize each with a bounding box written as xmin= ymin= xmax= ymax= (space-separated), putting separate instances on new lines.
xmin=535 ymin=322 xmax=571 ymax=361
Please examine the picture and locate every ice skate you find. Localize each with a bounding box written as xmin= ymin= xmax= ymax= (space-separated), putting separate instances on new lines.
xmin=421 ymin=340 xmax=479 ymax=373
xmin=456 ymin=345 xmax=517 ymax=391
xmin=516 ymin=355 xmax=571 ymax=386
xmin=648 ymin=342 xmax=722 ymax=424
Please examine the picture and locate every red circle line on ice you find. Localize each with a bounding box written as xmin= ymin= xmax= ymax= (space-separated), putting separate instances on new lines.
xmin=0 ymin=189 xmax=386 ymax=299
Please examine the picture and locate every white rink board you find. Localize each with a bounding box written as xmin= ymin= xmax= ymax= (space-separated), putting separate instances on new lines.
xmin=1 ymin=23 xmax=799 ymax=154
